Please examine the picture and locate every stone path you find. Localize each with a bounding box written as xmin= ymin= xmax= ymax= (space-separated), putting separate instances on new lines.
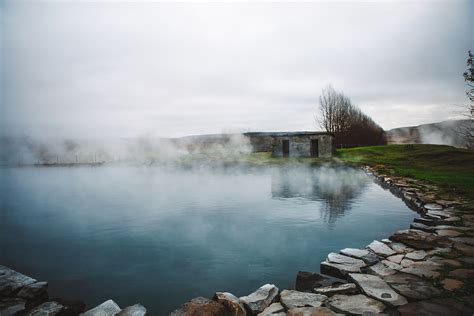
xmin=1 ymin=165 xmax=474 ymax=315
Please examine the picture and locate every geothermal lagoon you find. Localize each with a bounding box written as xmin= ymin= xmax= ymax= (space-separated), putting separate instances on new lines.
xmin=0 ymin=164 xmax=416 ymax=314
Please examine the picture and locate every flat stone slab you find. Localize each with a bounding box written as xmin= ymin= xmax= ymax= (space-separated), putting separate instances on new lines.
xmin=404 ymin=250 xmax=427 ymax=261
xmin=0 ymin=298 xmax=26 ymax=316
xmin=0 ymin=265 xmax=37 ymax=296
xmin=410 ymin=222 xmax=436 ymax=233
xmin=424 ymin=203 xmax=443 ymax=210
xmin=295 ymin=271 xmax=343 ymax=292
xmin=80 ymin=299 xmax=121 ymax=316
xmin=313 ymin=283 xmax=358 ymax=296
xmin=453 ymin=242 xmax=474 ymax=256
xmin=30 ymin=301 xmax=66 ymax=316
xmin=213 ymin=292 xmax=245 ymax=316
xmin=397 ymin=297 xmax=474 ymax=316
xmin=17 ymin=281 xmax=48 ymax=300
xmin=326 ymin=294 xmax=385 ymax=315
xmin=436 ymin=229 xmax=462 ymax=237
xmin=349 ymin=273 xmax=407 ymax=307
xmin=321 ymin=254 xmax=366 ymax=279
xmin=367 ymin=262 xmax=397 ymax=277
xmin=448 ymin=269 xmax=474 ymax=278
xmin=240 ymin=284 xmax=279 ymax=314
xmin=280 ymin=290 xmax=327 ymax=309
xmin=339 ymin=248 xmax=379 ymax=265
xmin=388 ymin=242 xmax=414 ymax=254
xmin=287 ymin=306 xmax=338 ymax=316
xmin=116 ymin=304 xmax=147 ymax=316
xmin=387 ymin=254 xmax=404 ymax=264
xmin=367 ymin=240 xmax=396 ymax=257
xmin=441 ymin=278 xmax=463 ymax=291
xmin=383 ymin=272 xmax=441 ymax=300
xmin=390 ymin=229 xmax=441 ymax=250
xmin=258 ymin=302 xmax=286 ymax=316
xmin=450 ymin=237 xmax=474 ymax=245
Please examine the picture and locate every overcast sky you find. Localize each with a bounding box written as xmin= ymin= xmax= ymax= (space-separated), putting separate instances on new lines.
xmin=1 ymin=1 xmax=473 ymax=139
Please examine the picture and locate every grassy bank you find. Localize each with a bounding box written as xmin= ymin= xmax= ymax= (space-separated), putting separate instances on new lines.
xmin=336 ymin=144 xmax=474 ymax=201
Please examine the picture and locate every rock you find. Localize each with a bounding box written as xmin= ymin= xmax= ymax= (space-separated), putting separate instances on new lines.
xmin=0 ymin=298 xmax=27 ymax=316
xmin=367 ymin=240 xmax=396 ymax=257
xmin=321 ymin=254 xmax=366 ymax=279
xmin=17 ymin=281 xmax=48 ymax=300
xmin=429 ymin=257 xmax=461 ymax=267
xmin=441 ymin=278 xmax=463 ymax=291
xmin=400 ymin=265 xmax=440 ymax=278
xmin=400 ymin=259 xmax=415 ymax=267
xmin=410 ymin=222 xmax=435 ymax=233
xmin=388 ymin=242 xmax=414 ymax=254
xmin=340 ymin=248 xmax=379 ymax=265
xmin=326 ymin=294 xmax=385 ymax=315
xmin=424 ymin=203 xmax=443 ymax=210
xmin=390 ymin=229 xmax=441 ymax=250
xmin=258 ymin=302 xmax=285 ymax=316
xmin=434 ymin=225 xmax=472 ymax=232
xmin=436 ymin=230 xmax=462 ymax=237
xmin=28 ymin=301 xmax=65 ymax=316
xmin=51 ymin=298 xmax=86 ymax=315
xmin=213 ymin=292 xmax=246 ymax=316
xmin=381 ymin=260 xmax=403 ymax=271
xmin=287 ymin=307 xmax=337 ymax=316
xmin=397 ymin=297 xmax=474 ymax=315
xmin=387 ymin=254 xmax=404 ymax=264
xmin=295 ymin=272 xmax=342 ymax=292
xmin=448 ymin=269 xmax=474 ymax=278
xmin=459 ymin=257 xmax=474 ymax=265
xmin=240 ymin=284 xmax=279 ymax=314
xmin=313 ymin=283 xmax=358 ymax=296
xmin=170 ymin=297 xmax=227 ymax=316
xmin=413 ymin=217 xmax=437 ymax=226
xmin=404 ymin=250 xmax=427 ymax=261
xmin=280 ymin=290 xmax=327 ymax=309
xmin=383 ymin=272 xmax=441 ymax=300
xmin=349 ymin=273 xmax=407 ymax=307
xmin=453 ymin=242 xmax=474 ymax=256
xmin=367 ymin=262 xmax=397 ymax=277
xmin=80 ymin=299 xmax=122 ymax=316
xmin=450 ymin=237 xmax=474 ymax=246
xmin=116 ymin=304 xmax=147 ymax=316
xmin=443 ymin=216 xmax=461 ymax=222
xmin=0 ymin=265 xmax=37 ymax=296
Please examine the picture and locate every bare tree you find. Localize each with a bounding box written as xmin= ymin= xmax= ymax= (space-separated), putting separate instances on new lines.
xmin=317 ymin=85 xmax=386 ymax=147
xmin=461 ymin=50 xmax=474 ymax=149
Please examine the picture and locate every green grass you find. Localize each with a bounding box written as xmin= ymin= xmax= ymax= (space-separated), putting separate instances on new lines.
xmin=336 ymin=144 xmax=474 ymax=201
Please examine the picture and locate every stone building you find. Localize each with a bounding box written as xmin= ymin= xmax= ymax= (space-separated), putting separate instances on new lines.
xmin=244 ymin=132 xmax=334 ymax=158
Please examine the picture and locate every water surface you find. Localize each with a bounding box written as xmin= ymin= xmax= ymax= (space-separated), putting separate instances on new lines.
xmin=0 ymin=164 xmax=416 ymax=314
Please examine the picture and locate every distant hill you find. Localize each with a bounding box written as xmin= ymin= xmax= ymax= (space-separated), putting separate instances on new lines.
xmin=386 ymin=119 xmax=470 ymax=148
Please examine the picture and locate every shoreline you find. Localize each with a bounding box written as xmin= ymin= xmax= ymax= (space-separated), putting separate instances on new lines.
xmin=1 ymin=165 xmax=473 ymax=315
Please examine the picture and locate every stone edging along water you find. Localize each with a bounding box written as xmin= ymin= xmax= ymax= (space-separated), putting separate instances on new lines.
xmin=1 ymin=165 xmax=474 ymax=315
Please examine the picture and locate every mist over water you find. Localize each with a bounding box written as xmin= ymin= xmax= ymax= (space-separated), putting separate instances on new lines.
xmin=0 ymin=164 xmax=416 ymax=314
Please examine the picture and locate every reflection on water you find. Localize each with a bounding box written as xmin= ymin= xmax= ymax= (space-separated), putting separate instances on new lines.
xmin=272 ymin=166 xmax=369 ymax=223
xmin=0 ymin=165 xmax=415 ymax=315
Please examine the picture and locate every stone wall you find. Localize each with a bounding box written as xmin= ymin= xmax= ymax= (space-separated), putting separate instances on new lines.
xmin=271 ymin=134 xmax=333 ymax=158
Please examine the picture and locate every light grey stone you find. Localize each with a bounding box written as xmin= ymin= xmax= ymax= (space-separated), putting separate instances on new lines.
xmin=367 ymin=241 xmax=396 ymax=257
xmin=367 ymin=262 xmax=397 ymax=277
xmin=404 ymin=250 xmax=427 ymax=261
xmin=280 ymin=290 xmax=327 ymax=309
xmin=349 ymin=273 xmax=407 ymax=307
xmin=381 ymin=260 xmax=403 ymax=271
xmin=258 ymin=302 xmax=285 ymax=316
xmin=388 ymin=242 xmax=414 ymax=254
xmin=339 ymin=248 xmax=379 ymax=265
xmin=28 ymin=301 xmax=65 ymax=316
xmin=116 ymin=304 xmax=147 ymax=316
xmin=80 ymin=300 xmax=121 ymax=316
xmin=240 ymin=284 xmax=279 ymax=314
xmin=387 ymin=254 xmax=404 ymax=264
xmin=424 ymin=203 xmax=443 ymax=210
xmin=0 ymin=265 xmax=37 ymax=296
xmin=17 ymin=281 xmax=48 ymax=300
xmin=326 ymin=294 xmax=385 ymax=315
xmin=327 ymin=253 xmax=367 ymax=267
xmin=313 ymin=283 xmax=358 ymax=296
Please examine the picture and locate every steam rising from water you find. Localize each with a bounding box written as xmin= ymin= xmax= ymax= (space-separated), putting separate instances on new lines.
xmin=0 ymin=134 xmax=252 ymax=165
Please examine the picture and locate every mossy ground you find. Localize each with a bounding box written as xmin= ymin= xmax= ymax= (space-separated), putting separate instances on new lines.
xmin=336 ymin=144 xmax=474 ymax=202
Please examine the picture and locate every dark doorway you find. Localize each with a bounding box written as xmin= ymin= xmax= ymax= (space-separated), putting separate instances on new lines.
xmin=282 ymin=140 xmax=290 ymax=157
xmin=311 ymin=139 xmax=319 ymax=157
